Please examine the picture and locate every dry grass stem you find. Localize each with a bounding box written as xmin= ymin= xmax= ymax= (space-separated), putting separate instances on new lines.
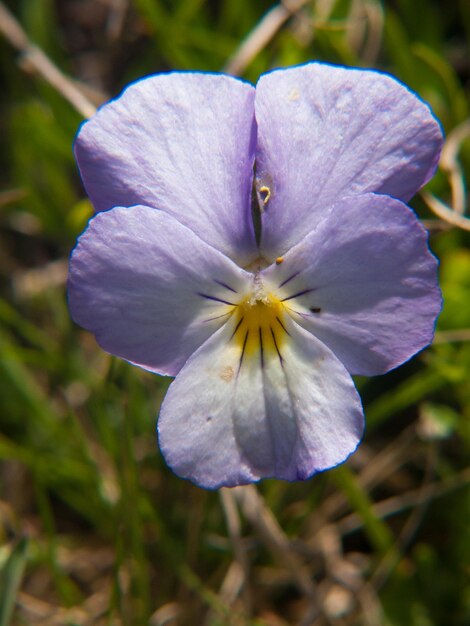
xmin=233 ymin=484 xmax=323 ymax=624
xmin=223 ymin=0 xmax=310 ymax=75
xmin=367 ymin=444 xmax=437 ymax=593
xmin=0 ymin=188 xmax=28 ymax=207
xmin=433 ymin=328 xmax=470 ymax=343
xmin=361 ymin=0 xmax=384 ymax=64
xmin=336 ymin=465 xmax=470 ymax=537
xmin=13 ymin=259 xmax=68 ymax=298
xmin=150 ymin=601 xmax=180 ymax=626
xmin=0 ymin=2 xmax=97 ymax=119
xmin=421 ymin=191 xmax=470 ymax=231
xmin=306 ymin=428 xmax=417 ymax=540
xmin=422 ymin=118 xmax=470 ymax=230
xmin=219 ymin=488 xmax=252 ymax=614
xmin=440 ymin=119 xmax=470 ymax=214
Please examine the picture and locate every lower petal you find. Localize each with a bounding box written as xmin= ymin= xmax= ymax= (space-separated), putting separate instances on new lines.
xmin=157 ymin=318 xmax=364 ymax=489
xmin=68 ymin=205 xmax=250 ymax=376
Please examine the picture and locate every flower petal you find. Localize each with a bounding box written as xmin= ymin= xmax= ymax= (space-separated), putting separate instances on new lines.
xmin=68 ymin=205 xmax=251 ymax=376
xmin=157 ymin=317 xmax=364 ymax=489
xmin=254 ymin=62 xmax=443 ymax=258
xmin=262 ymin=193 xmax=441 ymax=376
xmin=74 ymin=72 xmax=258 ymax=265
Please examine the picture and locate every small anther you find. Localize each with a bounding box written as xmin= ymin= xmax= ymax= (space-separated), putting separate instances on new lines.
xmin=259 ymin=185 xmax=271 ymax=205
xmin=275 ymin=256 xmax=284 ymax=265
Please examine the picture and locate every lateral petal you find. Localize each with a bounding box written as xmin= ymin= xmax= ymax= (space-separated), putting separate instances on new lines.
xmin=254 ymin=62 xmax=443 ymax=258
xmin=75 ymin=72 xmax=258 ymax=265
xmin=68 ymin=205 xmax=250 ymax=376
xmin=157 ymin=318 xmax=364 ymax=489
xmin=262 ymin=193 xmax=441 ymax=376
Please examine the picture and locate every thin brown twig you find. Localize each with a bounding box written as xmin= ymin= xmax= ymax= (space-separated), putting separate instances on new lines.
xmin=420 ymin=218 xmax=453 ymax=232
xmin=433 ymin=328 xmax=470 ymax=344
xmin=13 ymin=259 xmax=68 ymax=299
xmin=223 ymin=0 xmax=310 ymax=76
xmin=337 ymin=445 xmax=439 ymax=626
xmin=0 ymin=189 xmax=28 ymax=208
xmin=335 ymin=465 xmax=470 ymax=537
xmin=369 ymin=442 xmax=438 ymax=591
xmin=218 ymin=488 xmax=252 ymax=616
xmin=421 ymin=118 xmax=470 ymax=231
xmin=311 ymin=526 xmax=358 ymax=625
xmin=150 ymin=602 xmax=180 ymax=626
xmin=345 ymin=0 xmax=367 ymax=53
xmin=233 ymin=484 xmax=322 ymax=624
xmin=361 ymin=0 xmax=384 ymax=64
xmin=102 ymin=0 xmax=130 ymax=42
xmin=355 ymin=583 xmax=384 ymax=626
xmin=440 ymin=119 xmax=470 ymax=215
xmin=0 ymin=2 xmax=97 ymax=119
xmin=305 ymin=427 xmax=417 ymax=539
xmin=421 ymin=191 xmax=470 ymax=231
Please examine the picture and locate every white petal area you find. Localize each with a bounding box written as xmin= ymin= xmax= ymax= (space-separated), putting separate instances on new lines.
xmin=157 ymin=318 xmax=364 ymax=489
xmin=254 ymin=62 xmax=443 ymax=258
xmin=262 ymin=193 xmax=442 ymax=376
xmin=68 ymin=205 xmax=251 ymax=376
xmin=75 ymin=72 xmax=258 ymax=265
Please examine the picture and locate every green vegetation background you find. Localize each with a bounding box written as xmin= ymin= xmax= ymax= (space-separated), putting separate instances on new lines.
xmin=0 ymin=1 xmax=469 ymax=625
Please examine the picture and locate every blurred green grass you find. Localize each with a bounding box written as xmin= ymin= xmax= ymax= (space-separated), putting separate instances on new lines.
xmin=0 ymin=1 xmax=469 ymax=625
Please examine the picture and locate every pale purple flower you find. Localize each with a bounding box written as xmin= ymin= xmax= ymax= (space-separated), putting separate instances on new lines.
xmin=68 ymin=63 xmax=443 ymax=489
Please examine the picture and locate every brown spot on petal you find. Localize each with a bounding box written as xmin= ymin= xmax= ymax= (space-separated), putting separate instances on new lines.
xmin=288 ymin=87 xmax=300 ymax=101
xmin=220 ymin=366 xmax=234 ymax=382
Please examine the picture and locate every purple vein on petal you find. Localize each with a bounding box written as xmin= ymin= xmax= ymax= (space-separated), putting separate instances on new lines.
xmin=238 ymin=330 xmax=249 ymax=374
xmin=279 ymin=271 xmax=301 ymax=288
xmin=213 ymin=279 xmax=238 ymax=293
xmin=203 ymin=311 xmax=233 ymax=323
xmin=197 ymin=293 xmax=236 ymax=306
xmin=270 ymin=327 xmax=284 ymax=366
xmin=259 ymin=327 xmax=264 ymax=369
xmin=230 ymin=316 xmax=244 ymax=340
xmin=281 ymin=288 xmax=316 ymax=302
xmin=289 ymin=307 xmax=322 ymax=320
xmin=276 ymin=316 xmax=290 ymax=336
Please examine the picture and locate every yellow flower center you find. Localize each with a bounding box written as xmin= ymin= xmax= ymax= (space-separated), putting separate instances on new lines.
xmin=231 ymin=292 xmax=288 ymax=364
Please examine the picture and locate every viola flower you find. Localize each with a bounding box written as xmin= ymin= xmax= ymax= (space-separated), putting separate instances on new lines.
xmin=68 ymin=63 xmax=443 ymax=489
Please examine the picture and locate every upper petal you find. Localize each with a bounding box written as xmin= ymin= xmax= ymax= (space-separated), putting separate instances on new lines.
xmin=262 ymin=192 xmax=442 ymax=376
xmin=74 ymin=72 xmax=258 ymax=266
xmin=254 ymin=62 xmax=443 ymax=258
xmin=68 ymin=205 xmax=251 ymax=376
xmin=157 ymin=316 xmax=364 ymax=489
